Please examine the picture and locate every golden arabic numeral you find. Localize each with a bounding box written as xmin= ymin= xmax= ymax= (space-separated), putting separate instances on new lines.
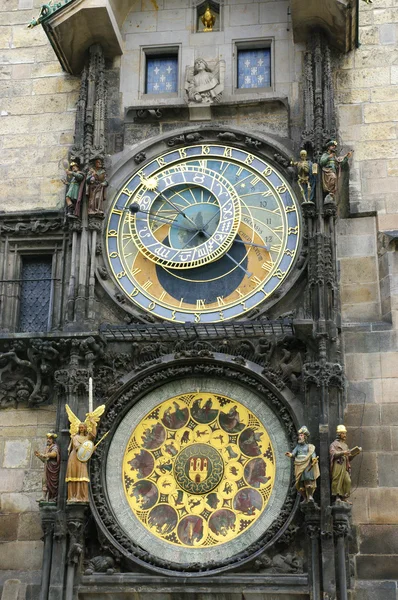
xmin=109 ymin=252 xmax=118 ymax=259
xmin=171 ymin=310 xmax=176 ymax=321
xmin=157 ymin=157 xmax=166 ymax=167
xmin=148 ymin=301 xmax=156 ymax=311
xmin=288 ymin=226 xmax=299 ymax=235
xmin=284 ymin=249 xmax=294 ymax=257
xmin=262 ymin=166 xmax=273 ymax=176
xmin=223 ymin=147 xmax=232 ymax=158
xmin=244 ymin=154 xmax=254 ymax=165
xmin=116 ymin=271 xmax=126 ymax=279
xmin=217 ymin=296 xmax=225 ymax=307
xmin=194 ymin=313 xmax=201 ymax=323
xmin=275 ymin=269 xmax=286 ymax=280
xmin=201 ymin=146 xmax=211 ymax=155
xmin=240 ymin=301 xmax=247 ymax=311
xmin=130 ymin=288 xmax=139 ymax=297
xmin=179 ymin=148 xmax=187 ymax=159
xmin=108 ymin=230 xmax=117 ymax=237
xmin=276 ymin=185 xmax=287 ymax=194
xmin=196 ymin=299 xmax=206 ymax=310
xmin=219 ymin=310 xmax=225 ymax=321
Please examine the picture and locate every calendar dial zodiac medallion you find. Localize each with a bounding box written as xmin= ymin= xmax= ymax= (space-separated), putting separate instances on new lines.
xmin=122 ymin=393 xmax=276 ymax=548
xmin=106 ymin=144 xmax=301 ymax=323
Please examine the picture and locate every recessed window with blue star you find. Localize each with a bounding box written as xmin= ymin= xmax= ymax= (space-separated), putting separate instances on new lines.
xmin=237 ymin=49 xmax=271 ymax=89
xmin=146 ymin=56 xmax=178 ymax=94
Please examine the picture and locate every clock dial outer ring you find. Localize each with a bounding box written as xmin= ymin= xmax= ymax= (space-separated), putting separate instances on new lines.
xmin=131 ymin=167 xmax=242 ymax=269
xmin=106 ymin=144 xmax=301 ymax=324
xmin=103 ymin=372 xmax=294 ymax=570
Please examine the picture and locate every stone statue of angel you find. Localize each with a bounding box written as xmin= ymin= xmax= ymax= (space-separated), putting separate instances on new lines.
xmin=65 ymin=404 xmax=106 ymax=503
xmin=185 ymin=58 xmax=223 ymax=104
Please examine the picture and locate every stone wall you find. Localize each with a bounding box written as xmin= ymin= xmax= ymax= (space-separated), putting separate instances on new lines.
xmin=336 ymin=1 xmax=398 ymax=591
xmin=0 ymin=407 xmax=56 ymax=574
xmin=0 ymin=1 xmax=79 ymax=212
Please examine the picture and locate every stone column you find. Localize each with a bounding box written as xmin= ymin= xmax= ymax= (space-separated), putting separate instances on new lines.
xmin=301 ymin=502 xmax=321 ymax=600
xmin=332 ymin=502 xmax=352 ymax=600
xmin=65 ymin=503 xmax=88 ymax=600
xmin=39 ymin=505 xmax=57 ymax=600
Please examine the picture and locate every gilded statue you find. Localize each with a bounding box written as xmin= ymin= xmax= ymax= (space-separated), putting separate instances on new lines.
xmin=329 ymin=424 xmax=362 ymax=502
xmin=63 ymin=160 xmax=85 ymax=218
xmin=35 ymin=433 xmax=60 ymax=502
xmin=87 ymin=158 xmax=108 ymax=216
xmin=319 ymin=140 xmax=352 ymax=200
xmin=285 ymin=426 xmax=320 ymax=503
xmin=291 ymin=149 xmax=317 ymax=203
xmin=65 ymin=404 xmax=105 ymax=503
xmin=201 ymin=5 xmax=216 ymax=31
xmin=185 ymin=58 xmax=223 ymax=104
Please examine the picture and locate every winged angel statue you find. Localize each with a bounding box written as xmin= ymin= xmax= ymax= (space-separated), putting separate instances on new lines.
xmin=185 ymin=58 xmax=224 ymax=104
xmin=65 ymin=404 xmax=105 ymax=503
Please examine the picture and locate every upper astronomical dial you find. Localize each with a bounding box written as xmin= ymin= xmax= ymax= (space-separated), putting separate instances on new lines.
xmin=106 ymin=144 xmax=301 ymax=323
xmin=129 ymin=165 xmax=241 ymax=269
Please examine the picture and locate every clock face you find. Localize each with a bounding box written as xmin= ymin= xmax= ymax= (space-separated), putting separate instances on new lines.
xmin=106 ymin=144 xmax=301 ymax=323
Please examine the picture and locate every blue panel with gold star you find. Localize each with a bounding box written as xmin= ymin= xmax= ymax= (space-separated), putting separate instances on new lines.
xmin=146 ymin=56 xmax=178 ymax=94
xmin=237 ymin=49 xmax=271 ymax=89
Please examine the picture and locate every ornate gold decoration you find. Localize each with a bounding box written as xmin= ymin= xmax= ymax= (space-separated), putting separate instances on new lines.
xmin=122 ymin=393 xmax=276 ymax=548
xmin=201 ymin=5 xmax=216 ymax=31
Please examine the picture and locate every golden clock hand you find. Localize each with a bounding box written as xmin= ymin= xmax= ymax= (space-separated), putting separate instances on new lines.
xmin=128 ymin=203 xmax=197 ymax=233
xmin=134 ymin=216 xmax=196 ymax=234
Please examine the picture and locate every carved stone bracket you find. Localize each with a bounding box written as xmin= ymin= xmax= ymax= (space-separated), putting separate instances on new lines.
xmin=66 ymin=503 xmax=88 ymax=566
xmin=302 ymin=361 xmax=344 ymax=389
xmin=331 ymin=502 xmax=352 ymax=539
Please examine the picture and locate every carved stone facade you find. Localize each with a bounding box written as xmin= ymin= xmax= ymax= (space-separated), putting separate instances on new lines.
xmin=1 ymin=1 xmax=398 ymax=600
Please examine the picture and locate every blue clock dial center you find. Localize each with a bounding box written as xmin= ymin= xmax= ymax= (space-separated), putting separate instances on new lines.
xmin=169 ymin=203 xmax=220 ymax=250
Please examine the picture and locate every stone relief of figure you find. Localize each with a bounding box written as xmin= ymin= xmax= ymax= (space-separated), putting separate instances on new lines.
xmin=87 ymin=158 xmax=108 ymax=216
xmin=62 ymin=160 xmax=85 ymax=218
xmin=319 ymin=140 xmax=352 ymax=201
xmin=285 ymin=426 xmax=320 ymax=503
xmin=329 ymin=424 xmax=362 ymax=502
xmin=35 ymin=432 xmax=60 ymax=502
xmin=185 ymin=58 xmax=224 ymax=104
xmin=65 ymin=404 xmax=105 ymax=503
xmin=291 ymin=149 xmax=317 ymax=203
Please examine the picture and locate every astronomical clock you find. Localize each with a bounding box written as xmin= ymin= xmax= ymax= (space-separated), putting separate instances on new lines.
xmin=90 ymin=134 xmax=306 ymax=578
xmin=105 ymin=143 xmax=301 ymax=323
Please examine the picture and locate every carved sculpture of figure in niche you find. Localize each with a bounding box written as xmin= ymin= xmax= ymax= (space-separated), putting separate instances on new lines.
xmin=65 ymin=404 xmax=105 ymax=503
xmin=329 ymin=424 xmax=362 ymax=503
xmin=285 ymin=426 xmax=320 ymax=503
xmin=63 ymin=160 xmax=85 ymax=218
xmin=35 ymin=432 xmax=60 ymax=502
xmin=185 ymin=58 xmax=223 ymax=104
xmin=87 ymin=158 xmax=108 ymax=216
xmin=319 ymin=140 xmax=352 ymax=200
xmin=291 ymin=149 xmax=317 ymax=203
xmin=201 ymin=5 xmax=216 ymax=31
